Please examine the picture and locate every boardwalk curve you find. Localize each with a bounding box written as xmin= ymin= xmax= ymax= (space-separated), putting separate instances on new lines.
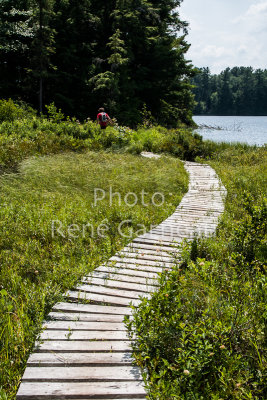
xmin=17 ymin=160 xmax=226 ymax=399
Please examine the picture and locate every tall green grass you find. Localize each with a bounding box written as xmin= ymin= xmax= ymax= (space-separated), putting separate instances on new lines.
xmin=0 ymin=151 xmax=188 ymax=399
xmin=127 ymin=146 xmax=267 ymax=399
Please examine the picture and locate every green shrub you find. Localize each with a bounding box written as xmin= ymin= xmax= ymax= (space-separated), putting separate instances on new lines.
xmin=45 ymin=102 xmax=65 ymax=123
xmin=0 ymin=100 xmax=23 ymax=123
xmin=127 ymin=254 xmax=266 ymax=399
xmin=0 ymin=100 xmax=36 ymax=124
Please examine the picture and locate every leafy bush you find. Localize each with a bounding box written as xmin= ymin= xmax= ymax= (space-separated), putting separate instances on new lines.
xmin=45 ymin=102 xmax=65 ymax=123
xmin=0 ymin=100 xmax=24 ymax=123
xmin=127 ymin=255 xmax=266 ymax=399
xmin=0 ymin=99 xmax=36 ymax=123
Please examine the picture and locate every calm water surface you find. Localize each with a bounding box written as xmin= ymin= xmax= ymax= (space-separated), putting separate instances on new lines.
xmin=193 ymin=116 xmax=267 ymax=146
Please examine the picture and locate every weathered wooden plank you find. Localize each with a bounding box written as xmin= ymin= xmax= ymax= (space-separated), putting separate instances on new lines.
xmin=22 ymin=366 xmax=142 ymax=381
xmin=144 ymin=231 xmax=193 ymax=240
xmin=48 ymin=312 xmax=126 ymax=323
xmin=75 ymin=284 xmax=149 ymax=299
xmin=159 ymin=224 xmax=217 ymax=231
xmin=118 ymin=250 xmax=173 ymax=261
xmin=161 ymin=219 xmax=218 ymax=226
xmin=66 ymin=291 xmax=141 ymax=307
xmin=44 ymin=321 xmax=127 ymax=331
xmin=94 ymin=265 xmax=161 ymax=279
xmin=104 ymin=260 xmax=165 ymax=273
xmin=36 ymin=340 xmax=132 ymax=353
xmin=155 ymin=223 xmax=217 ymax=230
xmin=132 ymin=238 xmax=179 ymax=247
xmin=152 ymin=227 xmax=215 ymax=235
xmin=172 ymin=212 xmax=221 ymax=218
xmin=27 ymin=352 xmax=133 ymax=366
xmin=52 ymin=303 xmax=132 ymax=315
xmin=40 ymin=330 xmax=130 ymax=341
xmin=121 ymin=245 xmax=175 ymax=257
xmin=139 ymin=232 xmax=184 ymax=241
xmin=133 ymin=235 xmax=180 ymax=244
xmin=85 ymin=272 xmax=158 ymax=286
xmin=179 ymin=206 xmax=224 ymax=212
xmin=109 ymin=255 xmax=174 ymax=267
xmin=82 ymin=277 xmax=157 ymax=293
xmin=17 ymin=381 xmax=146 ymax=399
xmin=126 ymin=242 xmax=178 ymax=253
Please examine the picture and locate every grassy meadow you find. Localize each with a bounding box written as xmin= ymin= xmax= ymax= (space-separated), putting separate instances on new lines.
xmin=0 ymin=148 xmax=188 ymax=398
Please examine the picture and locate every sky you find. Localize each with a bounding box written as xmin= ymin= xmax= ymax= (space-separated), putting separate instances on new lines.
xmin=179 ymin=0 xmax=267 ymax=73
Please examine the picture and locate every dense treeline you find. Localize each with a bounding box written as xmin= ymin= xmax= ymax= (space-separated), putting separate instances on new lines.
xmin=0 ymin=0 xmax=195 ymax=126
xmin=192 ymin=67 xmax=267 ymax=115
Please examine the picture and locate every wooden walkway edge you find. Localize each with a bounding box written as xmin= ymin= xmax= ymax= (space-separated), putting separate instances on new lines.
xmin=16 ymin=160 xmax=226 ymax=399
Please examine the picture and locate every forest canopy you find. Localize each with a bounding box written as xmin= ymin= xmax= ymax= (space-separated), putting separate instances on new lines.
xmin=0 ymin=0 xmax=196 ymax=126
xmin=192 ymin=66 xmax=267 ymax=116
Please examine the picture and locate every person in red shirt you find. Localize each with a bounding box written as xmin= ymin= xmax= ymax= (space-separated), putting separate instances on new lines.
xmin=97 ymin=108 xmax=111 ymax=129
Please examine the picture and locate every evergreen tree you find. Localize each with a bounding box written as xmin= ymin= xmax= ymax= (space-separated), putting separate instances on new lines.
xmin=29 ymin=0 xmax=55 ymax=112
xmin=217 ymin=68 xmax=233 ymax=115
xmin=0 ymin=0 xmax=33 ymax=99
xmin=0 ymin=0 xmax=196 ymax=126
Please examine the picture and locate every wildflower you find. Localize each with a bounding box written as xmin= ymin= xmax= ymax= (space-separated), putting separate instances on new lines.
xmin=165 ymin=294 xmax=169 ymax=297
xmin=34 ymin=270 xmax=39 ymax=275
xmin=199 ymin=261 xmax=205 ymax=266
xmin=183 ymin=369 xmax=190 ymax=375
xmin=219 ymin=345 xmax=226 ymax=349
xmin=236 ymin=383 xmax=241 ymax=388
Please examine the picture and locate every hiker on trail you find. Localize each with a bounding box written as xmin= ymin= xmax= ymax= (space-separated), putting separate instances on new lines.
xmin=97 ymin=108 xmax=111 ymax=129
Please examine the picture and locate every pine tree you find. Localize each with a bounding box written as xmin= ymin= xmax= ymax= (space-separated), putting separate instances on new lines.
xmin=0 ymin=0 xmax=33 ymax=99
xmin=0 ymin=0 xmax=196 ymax=126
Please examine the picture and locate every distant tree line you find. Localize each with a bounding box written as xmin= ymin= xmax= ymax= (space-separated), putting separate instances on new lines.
xmin=0 ymin=0 xmax=195 ymax=126
xmin=192 ymin=67 xmax=267 ymax=115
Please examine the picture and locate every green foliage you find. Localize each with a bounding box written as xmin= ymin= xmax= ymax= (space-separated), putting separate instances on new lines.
xmin=127 ymin=257 xmax=266 ymax=399
xmin=45 ymin=102 xmax=65 ymax=123
xmin=229 ymin=194 xmax=266 ymax=269
xmin=107 ymin=29 xmax=128 ymax=67
xmin=0 ymin=101 xmax=213 ymax=174
xmin=0 ymin=99 xmax=36 ymax=123
xmin=0 ymin=100 xmax=23 ymax=123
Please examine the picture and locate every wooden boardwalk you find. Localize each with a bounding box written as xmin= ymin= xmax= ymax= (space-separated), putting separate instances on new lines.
xmin=17 ymin=161 xmax=226 ymax=399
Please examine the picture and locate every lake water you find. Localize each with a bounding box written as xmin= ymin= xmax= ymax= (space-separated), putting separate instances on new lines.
xmin=193 ymin=116 xmax=267 ymax=146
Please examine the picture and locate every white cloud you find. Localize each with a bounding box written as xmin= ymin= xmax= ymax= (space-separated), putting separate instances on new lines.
xmin=233 ymin=1 xmax=267 ymax=33
xmin=181 ymin=0 xmax=267 ymax=73
xmin=236 ymin=1 xmax=267 ymax=19
xmin=191 ymin=45 xmax=231 ymax=60
xmin=182 ymin=13 xmax=203 ymax=32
